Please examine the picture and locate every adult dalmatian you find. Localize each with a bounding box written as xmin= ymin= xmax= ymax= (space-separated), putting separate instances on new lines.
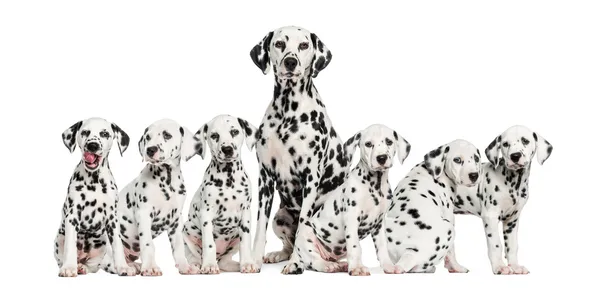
xmin=249 ymin=26 xmax=352 ymax=274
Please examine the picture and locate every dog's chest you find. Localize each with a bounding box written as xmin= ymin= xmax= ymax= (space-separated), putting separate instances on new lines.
xmin=482 ymin=167 xmax=529 ymax=216
xmin=68 ymin=169 xmax=118 ymax=232
xmin=138 ymin=166 xmax=185 ymax=205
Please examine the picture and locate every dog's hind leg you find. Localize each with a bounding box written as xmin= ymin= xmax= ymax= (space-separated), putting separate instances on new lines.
xmin=264 ymin=208 xmax=297 ymax=264
xmin=218 ymin=245 xmax=241 ymax=272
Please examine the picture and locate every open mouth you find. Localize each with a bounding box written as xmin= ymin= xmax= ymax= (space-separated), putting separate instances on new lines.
xmin=83 ymin=152 xmax=101 ymax=170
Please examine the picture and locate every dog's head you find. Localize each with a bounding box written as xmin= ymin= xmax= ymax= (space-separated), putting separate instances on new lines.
xmin=485 ymin=125 xmax=553 ymax=170
xmin=137 ymin=119 xmax=200 ymax=166
xmin=194 ymin=114 xmax=257 ymax=162
xmin=424 ymin=139 xmax=482 ymax=187
xmin=250 ymin=26 xmax=332 ymax=80
xmin=62 ymin=117 xmax=130 ymax=171
xmin=345 ymin=124 xmax=411 ymax=171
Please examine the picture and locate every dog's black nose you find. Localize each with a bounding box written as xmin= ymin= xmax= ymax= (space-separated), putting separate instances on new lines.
xmin=510 ymin=153 xmax=521 ymax=163
xmin=376 ymin=155 xmax=388 ymax=165
xmin=221 ymin=146 xmax=234 ymax=157
xmin=283 ymin=57 xmax=298 ymax=72
xmin=468 ymin=172 xmax=479 ymax=183
xmin=146 ymin=146 xmax=158 ymax=157
xmin=85 ymin=142 xmax=100 ymax=153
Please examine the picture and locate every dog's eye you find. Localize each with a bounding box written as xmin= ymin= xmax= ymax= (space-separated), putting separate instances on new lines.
xmin=365 ymin=142 xmax=373 ymax=148
xmin=299 ymin=42 xmax=309 ymax=50
xmin=521 ymin=137 xmax=530 ymax=145
xmin=502 ymin=142 xmax=509 ymax=148
xmin=163 ymin=132 xmax=172 ymax=140
xmin=474 ymin=155 xmax=480 ymax=163
xmin=231 ymin=129 xmax=240 ymax=137
xmin=453 ymin=157 xmax=462 ymax=164
xmin=99 ymin=131 xmax=110 ymax=138
xmin=274 ymin=41 xmax=284 ymax=48
xmin=385 ymin=138 xmax=393 ymax=146
xmin=210 ymin=133 xmax=219 ymax=141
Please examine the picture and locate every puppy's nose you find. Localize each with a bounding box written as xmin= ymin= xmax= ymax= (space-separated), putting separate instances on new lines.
xmin=376 ymin=155 xmax=388 ymax=165
xmin=510 ymin=153 xmax=521 ymax=163
xmin=283 ymin=57 xmax=298 ymax=71
xmin=468 ymin=172 xmax=479 ymax=183
xmin=146 ymin=146 xmax=158 ymax=157
xmin=221 ymin=146 xmax=234 ymax=157
xmin=85 ymin=142 xmax=100 ymax=153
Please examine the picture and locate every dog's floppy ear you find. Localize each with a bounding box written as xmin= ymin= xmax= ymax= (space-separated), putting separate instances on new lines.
xmin=193 ymin=124 xmax=208 ymax=160
xmin=62 ymin=120 xmax=83 ymax=153
xmin=180 ymin=126 xmax=201 ymax=162
xmin=111 ymin=123 xmax=130 ymax=156
xmin=424 ymin=144 xmax=449 ymax=179
xmin=138 ymin=127 xmax=148 ymax=160
xmin=250 ymin=31 xmax=274 ymax=75
xmin=393 ymin=130 xmax=411 ymax=165
xmin=485 ymin=135 xmax=502 ymax=168
xmin=344 ymin=131 xmax=362 ymax=162
xmin=310 ymin=33 xmax=333 ymax=78
xmin=237 ymin=118 xmax=258 ymax=151
xmin=533 ymin=132 xmax=553 ymax=165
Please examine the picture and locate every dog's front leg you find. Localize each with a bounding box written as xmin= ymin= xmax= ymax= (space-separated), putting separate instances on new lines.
xmin=343 ymin=202 xmax=369 ymax=276
xmin=252 ymin=164 xmax=275 ymax=268
xmin=168 ymin=207 xmax=200 ymax=275
xmin=372 ymin=215 xmax=403 ymax=274
xmin=482 ymin=213 xmax=512 ymax=275
xmin=199 ymin=197 xmax=219 ymax=274
xmin=136 ymin=208 xmax=162 ymax=276
xmin=58 ymin=216 xmax=79 ymax=277
xmin=106 ymin=204 xmax=136 ymax=276
xmin=240 ymin=203 xmax=258 ymax=273
xmin=503 ymin=215 xmax=528 ymax=274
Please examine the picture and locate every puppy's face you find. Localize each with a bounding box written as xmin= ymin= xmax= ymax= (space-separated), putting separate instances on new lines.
xmin=195 ymin=114 xmax=257 ymax=163
xmin=345 ymin=124 xmax=411 ymax=171
xmin=250 ymin=26 xmax=332 ymax=79
xmin=425 ymin=139 xmax=482 ymax=187
xmin=137 ymin=119 xmax=199 ymax=166
xmin=485 ymin=125 xmax=553 ymax=170
xmin=62 ymin=117 xmax=129 ymax=171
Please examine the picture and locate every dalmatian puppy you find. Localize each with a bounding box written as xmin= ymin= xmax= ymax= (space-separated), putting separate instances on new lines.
xmin=293 ymin=124 xmax=410 ymax=275
xmin=101 ymin=119 xmax=201 ymax=276
xmin=182 ymin=114 xmax=259 ymax=274
xmin=447 ymin=125 xmax=552 ymax=275
xmin=54 ymin=117 xmax=135 ymax=277
xmin=249 ymin=26 xmax=353 ymax=274
xmin=385 ymin=139 xmax=482 ymax=274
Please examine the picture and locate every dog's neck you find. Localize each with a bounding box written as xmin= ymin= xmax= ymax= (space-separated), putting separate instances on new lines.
xmin=74 ymin=160 xmax=113 ymax=184
xmin=356 ymin=160 xmax=389 ymax=193
xmin=271 ymin=74 xmax=323 ymax=114
xmin=209 ymin=157 xmax=243 ymax=174
xmin=498 ymin=159 xmax=531 ymax=195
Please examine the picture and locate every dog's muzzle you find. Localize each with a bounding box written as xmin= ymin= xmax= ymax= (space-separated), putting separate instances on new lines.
xmin=83 ymin=141 xmax=102 ymax=170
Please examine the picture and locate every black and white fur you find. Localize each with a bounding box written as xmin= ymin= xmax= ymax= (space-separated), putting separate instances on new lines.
xmin=385 ymin=139 xmax=482 ymax=274
xmin=54 ymin=117 xmax=135 ymax=277
xmin=249 ymin=26 xmax=352 ymax=274
xmin=447 ymin=125 xmax=552 ymax=275
xmin=182 ymin=114 xmax=259 ymax=274
xmin=294 ymin=124 xmax=410 ymax=275
xmin=101 ymin=119 xmax=201 ymax=276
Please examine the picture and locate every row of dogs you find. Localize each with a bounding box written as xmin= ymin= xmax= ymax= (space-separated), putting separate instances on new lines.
xmin=54 ymin=25 xmax=553 ymax=277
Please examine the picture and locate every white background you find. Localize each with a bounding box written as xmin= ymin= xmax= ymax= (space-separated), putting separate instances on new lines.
xmin=1 ymin=0 xmax=599 ymax=287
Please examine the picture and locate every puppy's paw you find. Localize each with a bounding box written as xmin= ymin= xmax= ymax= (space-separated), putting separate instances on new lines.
xmin=77 ymin=263 xmax=89 ymax=275
xmin=59 ymin=265 xmax=78 ymax=277
xmin=444 ymin=259 xmax=469 ymax=273
xmin=140 ymin=266 xmax=163 ymax=276
xmin=493 ymin=265 xmax=513 ymax=275
xmin=382 ymin=264 xmax=405 ymax=274
xmin=177 ymin=263 xmax=201 ymax=275
xmin=509 ymin=265 xmax=529 ymax=275
xmin=240 ymin=262 xmax=260 ymax=273
xmin=200 ymin=263 xmax=220 ymax=274
xmin=324 ymin=262 xmax=347 ymax=273
xmin=128 ymin=262 xmax=141 ymax=275
xmin=349 ymin=266 xmax=371 ymax=276
xmin=281 ymin=262 xmax=304 ymax=275
xmin=115 ymin=264 xmax=137 ymax=276
xmin=264 ymin=250 xmax=291 ymax=263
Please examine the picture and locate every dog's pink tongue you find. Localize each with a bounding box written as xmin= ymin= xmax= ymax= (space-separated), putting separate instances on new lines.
xmin=84 ymin=152 xmax=96 ymax=163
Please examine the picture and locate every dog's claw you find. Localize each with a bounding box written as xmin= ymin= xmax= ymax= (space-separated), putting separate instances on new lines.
xmin=141 ymin=266 xmax=163 ymax=276
xmin=59 ymin=266 xmax=78 ymax=277
xmin=241 ymin=263 xmax=260 ymax=273
xmin=349 ymin=266 xmax=371 ymax=276
xmin=509 ymin=265 xmax=529 ymax=274
xmin=200 ymin=264 xmax=220 ymax=274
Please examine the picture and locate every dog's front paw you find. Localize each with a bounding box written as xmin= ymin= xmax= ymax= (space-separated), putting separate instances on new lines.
xmin=324 ymin=262 xmax=348 ymax=273
xmin=509 ymin=264 xmax=529 ymax=275
xmin=77 ymin=263 xmax=89 ymax=275
xmin=177 ymin=263 xmax=201 ymax=275
xmin=200 ymin=263 xmax=220 ymax=274
xmin=349 ymin=266 xmax=371 ymax=276
xmin=141 ymin=266 xmax=163 ymax=276
xmin=264 ymin=250 xmax=291 ymax=263
xmin=281 ymin=262 xmax=304 ymax=274
xmin=241 ymin=262 xmax=260 ymax=273
xmin=59 ymin=265 xmax=78 ymax=277
xmin=493 ymin=265 xmax=513 ymax=275
xmin=115 ymin=264 xmax=137 ymax=276
xmin=382 ymin=264 xmax=405 ymax=274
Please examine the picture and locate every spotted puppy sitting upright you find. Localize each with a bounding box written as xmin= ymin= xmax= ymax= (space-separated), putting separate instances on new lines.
xmin=101 ymin=119 xmax=201 ymax=276
xmin=54 ymin=117 xmax=135 ymax=277
xmin=385 ymin=139 xmax=482 ymax=274
xmin=446 ymin=125 xmax=552 ymax=275
xmin=293 ymin=124 xmax=410 ymax=276
xmin=182 ymin=114 xmax=259 ymax=274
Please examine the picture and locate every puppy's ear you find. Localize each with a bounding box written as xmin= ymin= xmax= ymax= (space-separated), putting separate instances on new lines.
xmin=62 ymin=120 xmax=83 ymax=153
xmin=250 ymin=31 xmax=274 ymax=75
xmin=237 ymin=118 xmax=258 ymax=151
xmin=138 ymin=127 xmax=149 ymax=160
xmin=393 ymin=130 xmax=411 ymax=165
xmin=180 ymin=126 xmax=201 ymax=162
xmin=424 ymin=144 xmax=449 ymax=179
xmin=111 ymin=123 xmax=130 ymax=156
xmin=344 ymin=131 xmax=362 ymax=162
xmin=193 ymin=124 xmax=208 ymax=160
xmin=533 ymin=132 xmax=553 ymax=165
xmin=310 ymin=33 xmax=333 ymax=78
xmin=485 ymin=135 xmax=502 ymax=168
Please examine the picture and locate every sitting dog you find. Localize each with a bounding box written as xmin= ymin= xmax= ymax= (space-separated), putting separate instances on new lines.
xmin=447 ymin=125 xmax=552 ymax=275
xmin=54 ymin=117 xmax=135 ymax=277
xmin=101 ymin=119 xmax=201 ymax=276
xmin=293 ymin=124 xmax=411 ymax=276
xmin=182 ymin=114 xmax=259 ymax=274
xmin=385 ymin=139 xmax=482 ymax=274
